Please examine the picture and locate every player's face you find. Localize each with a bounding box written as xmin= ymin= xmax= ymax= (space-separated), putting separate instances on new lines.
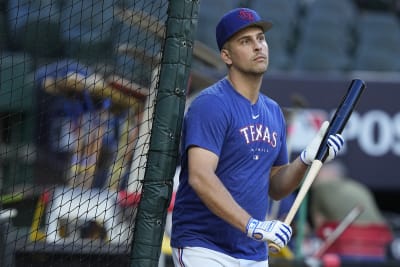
xmin=222 ymin=27 xmax=269 ymax=75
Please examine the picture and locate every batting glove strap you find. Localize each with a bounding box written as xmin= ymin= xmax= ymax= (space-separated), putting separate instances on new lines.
xmin=300 ymin=121 xmax=345 ymax=165
xmin=246 ymin=218 xmax=292 ymax=248
xmin=325 ymin=134 xmax=344 ymax=162
xmin=300 ymin=149 xmax=311 ymax=166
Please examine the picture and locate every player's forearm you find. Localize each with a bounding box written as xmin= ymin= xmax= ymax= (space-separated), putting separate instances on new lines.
xmin=269 ymin=157 xmax=308 ymax=200
xmin=189 ymin=172 xmax=251 ymax=233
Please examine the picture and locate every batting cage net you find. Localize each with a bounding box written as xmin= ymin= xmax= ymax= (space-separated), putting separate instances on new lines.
xmin=0 ymin=0 xmax=195 ymax=266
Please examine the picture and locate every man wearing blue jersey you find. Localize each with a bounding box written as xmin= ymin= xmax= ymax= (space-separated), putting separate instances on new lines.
xmin=171 ymin=7 xmax=344 ymax=267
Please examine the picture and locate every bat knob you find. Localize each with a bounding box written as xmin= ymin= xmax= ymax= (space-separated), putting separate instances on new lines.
xmin=268 ymin=242 xmax=281 ymax=254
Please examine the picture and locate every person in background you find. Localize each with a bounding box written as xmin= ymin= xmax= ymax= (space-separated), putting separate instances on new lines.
xmin=310 ymin=161 xmax=393 ymax=261
xmin=170 ymin=7 xmax=344 ymax=267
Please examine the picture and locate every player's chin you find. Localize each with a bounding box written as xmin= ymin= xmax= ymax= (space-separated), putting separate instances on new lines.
xmin=255 ymin=60 xmax=268 ymax=73
xmin=253 ymin=64 xmax=268 ymax=75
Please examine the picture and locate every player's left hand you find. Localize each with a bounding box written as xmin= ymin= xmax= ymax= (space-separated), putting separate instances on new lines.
xmin=300 ymin=121 xmax=344 ymax=165
xmin=246 ymin=217 xmax=292 ymax=248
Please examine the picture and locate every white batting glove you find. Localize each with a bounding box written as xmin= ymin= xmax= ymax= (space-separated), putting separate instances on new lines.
xmin=246 ymin=217 xmax=292 ymax=248
xmin=300 ymin=121 xmax=344 ymax=165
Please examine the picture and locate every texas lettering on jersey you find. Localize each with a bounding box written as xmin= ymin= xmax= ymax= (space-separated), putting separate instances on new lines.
xmin=239 ymin=124 xmax=278 ymax=147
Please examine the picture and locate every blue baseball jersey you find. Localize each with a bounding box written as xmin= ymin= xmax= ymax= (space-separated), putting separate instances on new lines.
xmin=171 ymin=78 xmax=288 ymax=261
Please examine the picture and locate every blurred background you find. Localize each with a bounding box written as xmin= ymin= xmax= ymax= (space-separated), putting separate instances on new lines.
xmin=0 ymin=0 xmax=400 ymax=266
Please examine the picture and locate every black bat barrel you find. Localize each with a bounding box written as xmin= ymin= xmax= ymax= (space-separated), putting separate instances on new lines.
xmin=316 ymin=79 xmax=366 ymax=162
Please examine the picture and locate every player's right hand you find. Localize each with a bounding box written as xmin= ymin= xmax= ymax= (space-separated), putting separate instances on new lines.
xmin=246 ymin=217 xmax=292 ymax=248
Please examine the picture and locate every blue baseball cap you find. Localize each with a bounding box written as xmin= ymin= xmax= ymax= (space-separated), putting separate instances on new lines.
xmin=216 ymin=8 xmax=272 ymax=50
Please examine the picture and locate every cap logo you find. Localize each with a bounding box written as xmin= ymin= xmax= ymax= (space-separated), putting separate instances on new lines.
xmin=239 ymin=9 xmax=255 ymax=22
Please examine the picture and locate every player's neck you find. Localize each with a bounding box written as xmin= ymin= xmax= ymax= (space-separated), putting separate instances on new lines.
xmin=227 ymin=72 xmax=262 ymax=104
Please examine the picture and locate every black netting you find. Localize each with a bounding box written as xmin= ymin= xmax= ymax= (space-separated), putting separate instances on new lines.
xmin=0 ymin=0 xmax=170 ymax=266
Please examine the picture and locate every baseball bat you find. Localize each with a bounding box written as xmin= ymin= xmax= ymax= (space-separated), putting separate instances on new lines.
xmin=68 ymin=107 xmax=105 ymax=188
xmin=269 ymin=79 xmax=366 ymax=253
xmin=313 ymin=204 xmax=364 ymax=258
xmin=108 ymin=111 xmax=140 ymax=191
xmin=42 ymin=72 xmax=145 ymax=112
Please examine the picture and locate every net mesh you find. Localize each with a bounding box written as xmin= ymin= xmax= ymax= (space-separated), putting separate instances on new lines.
xmin=0 ymin=0 xmax=170 ymax=265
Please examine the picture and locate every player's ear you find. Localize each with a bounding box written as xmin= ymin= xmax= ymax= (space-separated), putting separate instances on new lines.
xmin=220 ymin=48 xmax=232 ymax=65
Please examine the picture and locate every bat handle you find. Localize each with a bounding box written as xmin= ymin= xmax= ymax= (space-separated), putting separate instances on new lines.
xmin=268 ymin=160 xmax=324 ymax=254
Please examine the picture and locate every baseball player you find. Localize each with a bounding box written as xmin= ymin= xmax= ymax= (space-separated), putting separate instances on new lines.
xmin=171 ymin=7 xmax=344 ymax=267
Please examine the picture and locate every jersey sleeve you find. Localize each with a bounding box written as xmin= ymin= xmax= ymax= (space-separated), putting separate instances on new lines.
xmin=273 ymin=107 xmax=289 ymax=166
xmin=183 ymin=94 xmax=228 ymax=157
